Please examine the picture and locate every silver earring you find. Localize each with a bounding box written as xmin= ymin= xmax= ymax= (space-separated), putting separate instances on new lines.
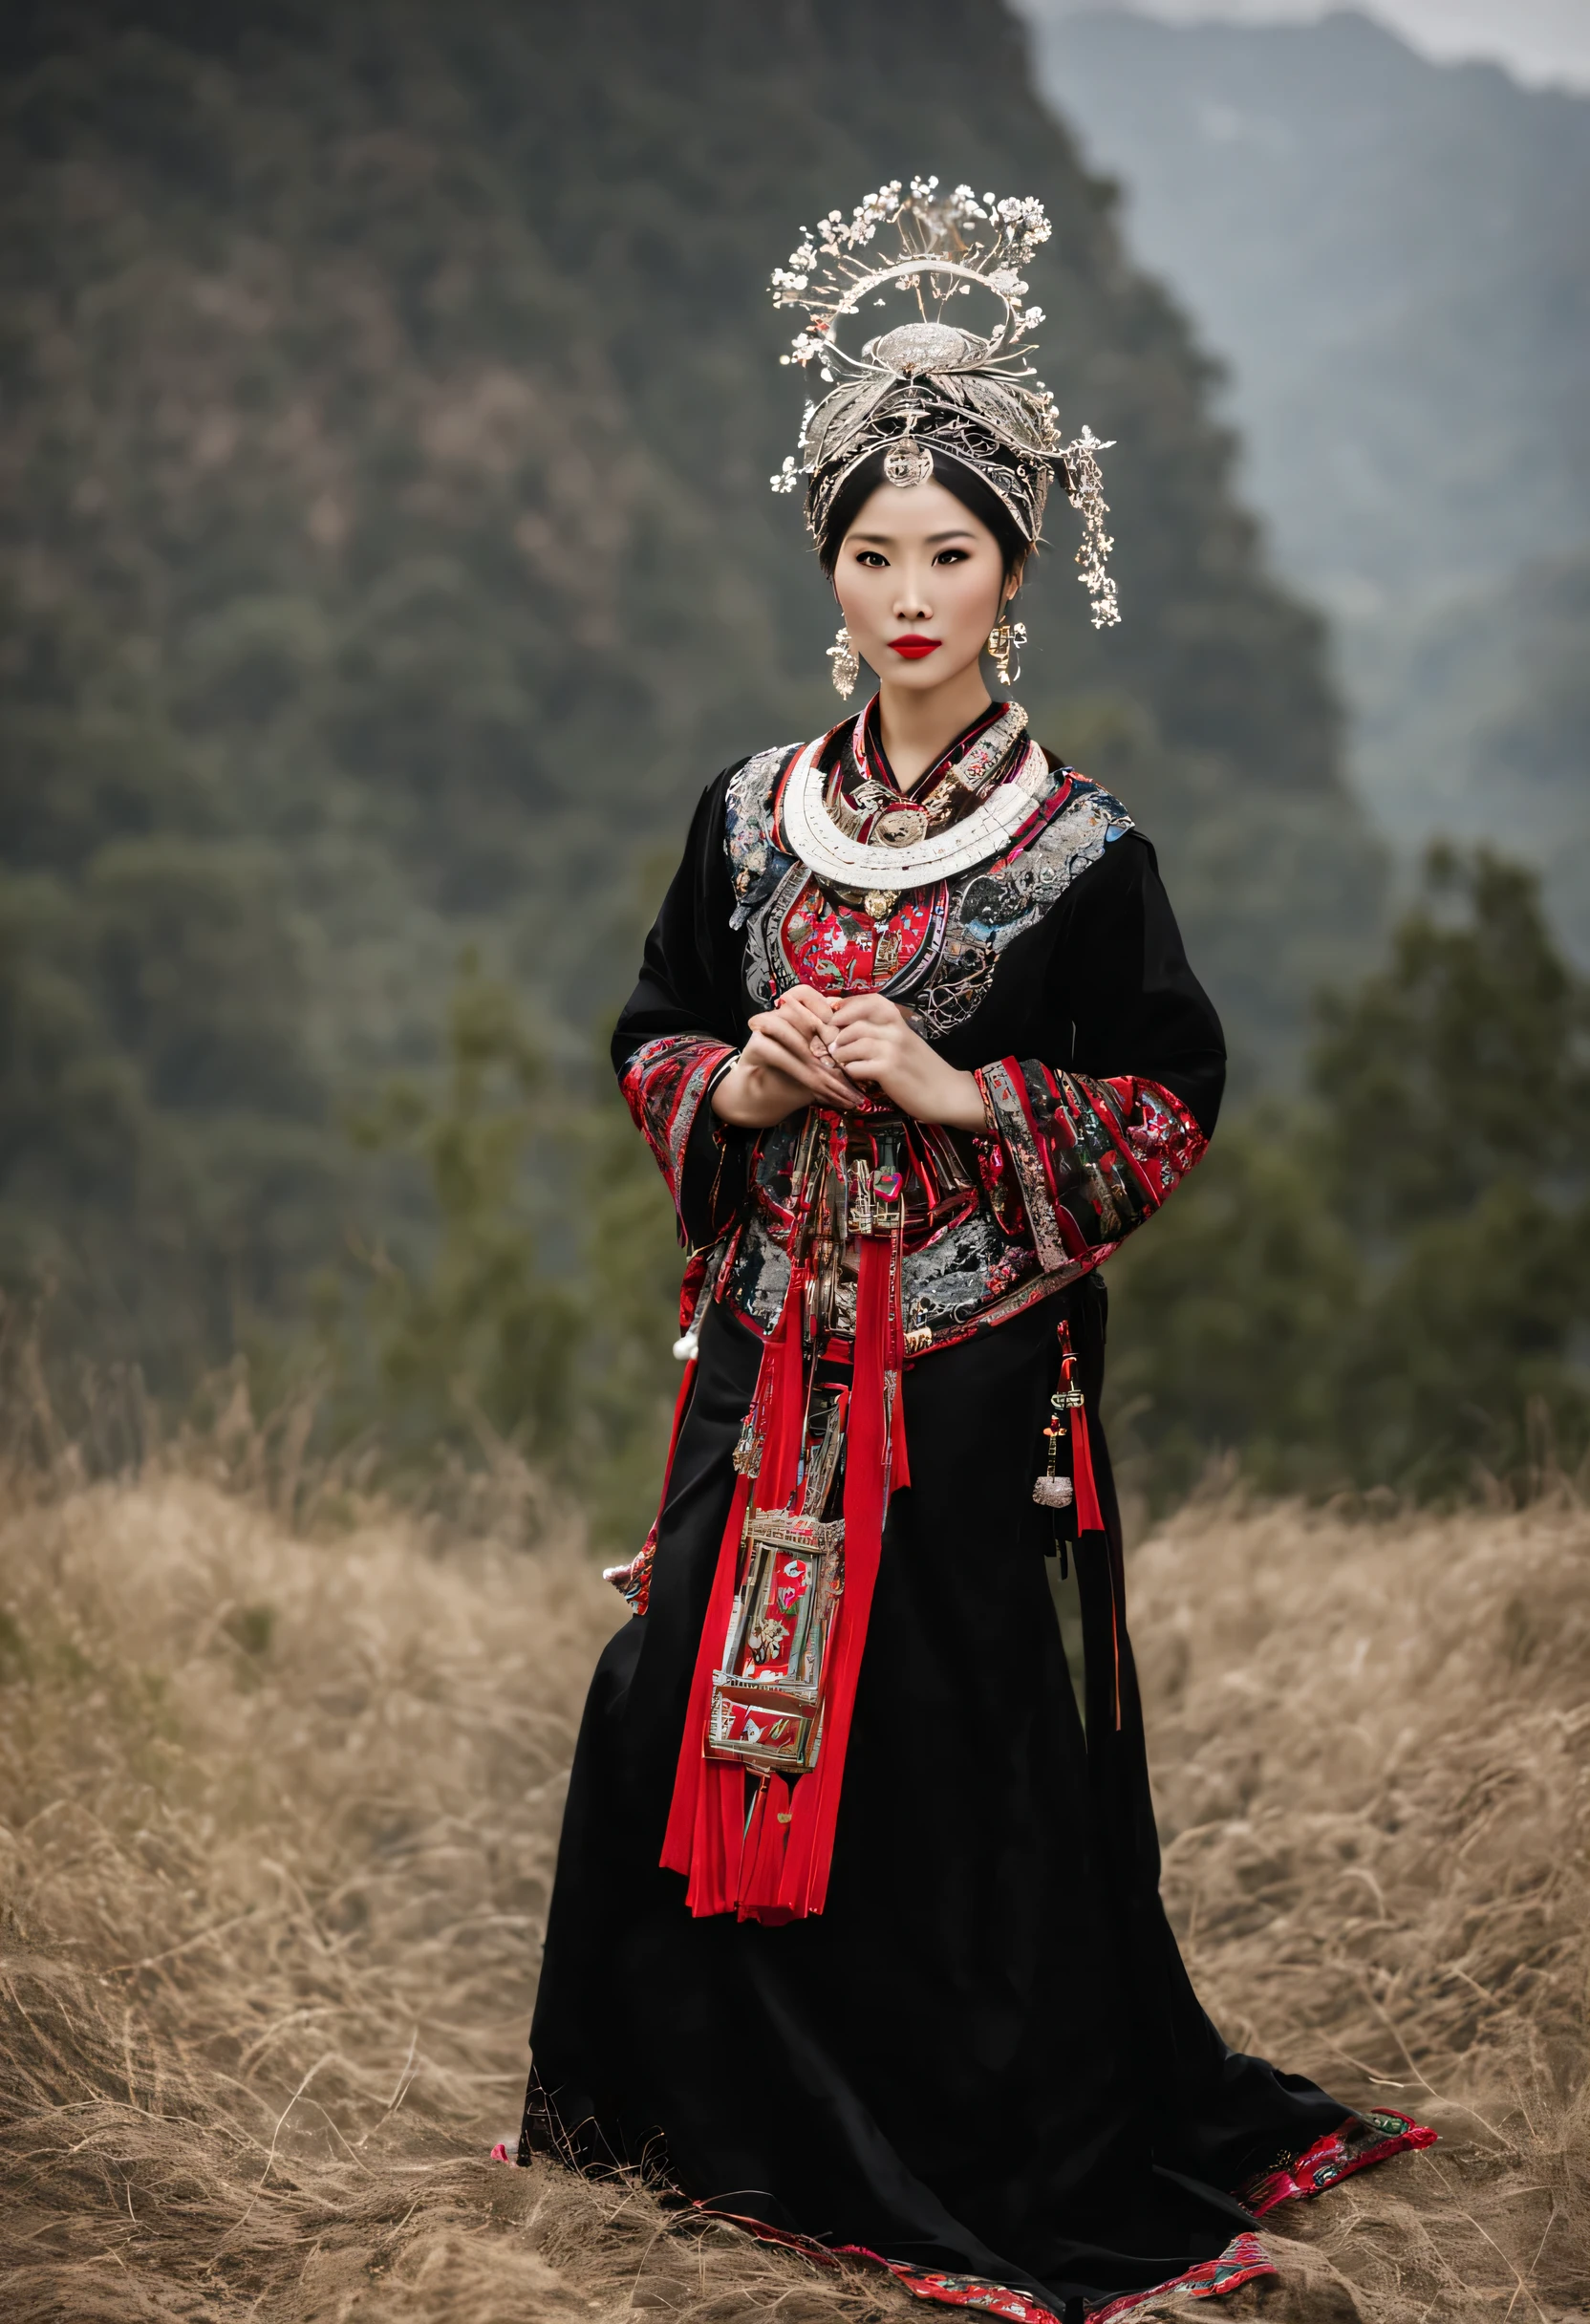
xmin=827 ymin=622 xmax=860 ymax=698
xmin=986 ymin=618 xmax=1027 ymax=687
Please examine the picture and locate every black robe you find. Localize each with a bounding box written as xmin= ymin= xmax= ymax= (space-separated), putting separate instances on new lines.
xmin=519 ymin=738 xmax=1406 ymax=2321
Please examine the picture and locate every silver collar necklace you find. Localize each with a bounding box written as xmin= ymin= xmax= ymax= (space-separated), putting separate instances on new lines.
xmin=781 ymin=712 xmax=1052 ymax=893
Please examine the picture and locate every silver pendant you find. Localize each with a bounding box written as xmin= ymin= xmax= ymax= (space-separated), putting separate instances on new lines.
xmin=873 ymin=802 xmax=932 ymax=848
xmin=883 ymin=435 xmax=934 ymax=488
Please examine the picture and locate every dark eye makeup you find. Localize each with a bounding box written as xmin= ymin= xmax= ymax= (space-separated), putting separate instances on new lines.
xmin=850 ymin=544 xmax=978 ymax=569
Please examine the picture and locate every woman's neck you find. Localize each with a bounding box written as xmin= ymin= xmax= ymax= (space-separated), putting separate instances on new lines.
xmin=874 ymin=667 xmax=995 ymax=791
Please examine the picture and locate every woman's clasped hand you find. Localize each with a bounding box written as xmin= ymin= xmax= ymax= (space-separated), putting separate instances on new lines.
xmin=710 ymin=984 xmax=985 ymax=1131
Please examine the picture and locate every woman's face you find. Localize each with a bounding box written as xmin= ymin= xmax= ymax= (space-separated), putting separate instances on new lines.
xmin=831 ymin=478 xmax=1016 ymax=694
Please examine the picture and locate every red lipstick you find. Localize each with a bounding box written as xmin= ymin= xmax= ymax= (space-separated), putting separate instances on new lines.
xmin=889 ymin=635 xmax=941 ymax=659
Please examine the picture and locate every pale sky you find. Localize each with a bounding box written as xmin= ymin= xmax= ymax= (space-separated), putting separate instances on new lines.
xmin=1023 ymin=1 xmax=1590 ymax=91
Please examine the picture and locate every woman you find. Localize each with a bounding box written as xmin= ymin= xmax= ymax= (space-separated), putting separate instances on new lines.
xmin=516 ymin=183 xmax=1430 ymax=2324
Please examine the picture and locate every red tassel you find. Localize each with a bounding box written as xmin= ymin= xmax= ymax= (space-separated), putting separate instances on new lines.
xmin=1068 ymin=1395 xmax=1122 ymax=1732
xmin=713 ymin=1754 xmax=748 ymax=1907
xmin=770 ymin=1757 xmax=824 ymax=1920
xmin=1059 ymin=1318 xmax=1121 ymax=1732
xmin=687 ymin=1768 xmax=730 ymax=1918
xmin=1069 ymin=1397 xmax=1105 ymax=1537
xmin=661 ymin=1460 xmax=750 ymax=1904
xmin=662 ymin=1265 xmax=812 ymax=1914
xmin=663 ymin=1218 xmax=909 ymax=1924
xmin=885 ymin=1221 xmax=911 ymax=1490
xmin=739 ymin=1773 xmax=793 ymax=1920
xmin=759 ymin=1276 xmax=811 ymax=1510
xmin=762 ymin=1235 xmax=899 ymax=1921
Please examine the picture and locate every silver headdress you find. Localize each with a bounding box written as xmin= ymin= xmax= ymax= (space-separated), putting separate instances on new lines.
xmin=769 ymin=177 xmax=1119 ymax=628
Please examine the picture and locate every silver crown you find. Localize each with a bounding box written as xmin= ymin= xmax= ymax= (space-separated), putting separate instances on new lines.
xmin=867 ymin=322 xmax=990 ymax=372
xmin=767 ymin=177 xmax=1120 ymax=627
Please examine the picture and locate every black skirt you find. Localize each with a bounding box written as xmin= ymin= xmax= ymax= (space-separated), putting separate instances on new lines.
xmin=520 ymin=1283 xmax=1355 ymax=2315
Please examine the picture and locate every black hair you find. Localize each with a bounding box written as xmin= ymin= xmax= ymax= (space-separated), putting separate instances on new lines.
xmin=813 ymin=446 xmax=1032 ymax=582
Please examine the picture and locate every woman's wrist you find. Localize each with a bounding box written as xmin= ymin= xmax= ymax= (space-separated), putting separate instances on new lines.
xmin=712 ymin=1049 xmax=984 ymax=1134
xmin=711 ymin=1057 xmax=803 ymax=1129
xmin=709 ymin=1059 xmax=755 ymax=1123
xmin=707 ymin=1050 xmax=750 ymax=1123
xmin=927 ymin=1066 xmax=990 ymax=1133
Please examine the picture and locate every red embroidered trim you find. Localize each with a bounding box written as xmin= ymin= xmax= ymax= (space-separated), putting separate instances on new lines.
xmin=602 ymin=1531 xmax=655 ymax=1615
xmin=1100 ymin=1075 xmax=1208 ymax=1205
xmin=677 ymin=2211 xmax=1068 ymax=2324
xmin=620 ymin=1034 xmax=737 ymax=1223
xmin=1235 ymin=2108 xmax=1438 ymax=2217
xmin=974 ymin=1059 xmax=1070 ymax=1271
xmin=1084 ymin=2234 xmax=1275 ymax=2324
xmin=848 ymin=2255 xmax=1066 ymax=2324
xmin=670 ymin=2220 xmax=1274 ymax=2324
xmin=970 ymin=1062 xmax=1205 ymax=1280
xmin=490 ymin=2112 xmax=1436 ymax=2322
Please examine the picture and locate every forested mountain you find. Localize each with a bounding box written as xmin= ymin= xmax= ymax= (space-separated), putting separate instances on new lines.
xmin=1021 ymin=4 xmax=1590 ymax=946
xmin=0 ymin=0 xmax=1375 ymax=1382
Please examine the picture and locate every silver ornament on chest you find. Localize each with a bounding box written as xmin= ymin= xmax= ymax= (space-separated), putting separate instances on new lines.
xmin=872 ymin=802 xmax=933 ymax=848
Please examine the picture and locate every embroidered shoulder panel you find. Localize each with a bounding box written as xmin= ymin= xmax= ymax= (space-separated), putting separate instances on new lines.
xmin=724 ymin=743 xmax=802 ymax=931
xmin=906 ymin=774 xmax=1132 ymax=1037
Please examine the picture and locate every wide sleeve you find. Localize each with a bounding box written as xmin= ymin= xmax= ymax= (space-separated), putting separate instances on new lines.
xmin=971 ymin=832 xmax=1225 ymax=1275
xmin=612 ymin=771 xmax=755 ymax=1252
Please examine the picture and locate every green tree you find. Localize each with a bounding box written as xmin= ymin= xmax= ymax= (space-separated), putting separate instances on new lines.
xmin=1313 ymin=849 xmax=1590 ymax=1236
xmin=1103 ymin=1109 xmax=1363 ymax=1502
xmin=1107 ymin=850 xmax=1590 ymax=1500
xmin=336 ymin=958 xmax=581 ymax=1468
xmin=326 ymin=951 xmax=688 ymax=1544
xmin=0 ymin=594 xmax=338 ymax=1380
xmin=570 ymin=1072 xmax=698 ymax=1547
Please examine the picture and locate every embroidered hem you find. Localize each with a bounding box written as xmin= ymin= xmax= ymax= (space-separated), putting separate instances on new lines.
xmin=1235 ymin=2106 xmax=1439 ymax=2217
xmin=1082 ymin=2235 xmax=1276 ymax=2324
xmin=490 ymin=2108 xmax=1435 ymax=2324
xmin=672 ymin=2216 xmax=1276 ymax=2324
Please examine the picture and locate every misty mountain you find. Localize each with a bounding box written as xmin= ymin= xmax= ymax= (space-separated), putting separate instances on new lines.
xmin=1021 ymin=4 xmax=1590 ymax=943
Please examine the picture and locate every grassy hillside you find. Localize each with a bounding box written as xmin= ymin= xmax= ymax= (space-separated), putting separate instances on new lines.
xmin=1 ymin=1433 xmax=1585 ymax=2317
xmin=0 ymin=0 xmax=1377 ymax=1387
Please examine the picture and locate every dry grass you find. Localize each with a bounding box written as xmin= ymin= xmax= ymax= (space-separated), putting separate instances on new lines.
xmin=0 ymin=1440 xmax=1586 ymax=2321
xmin=1138 ymin=1492 xmax=1590 ymax=2320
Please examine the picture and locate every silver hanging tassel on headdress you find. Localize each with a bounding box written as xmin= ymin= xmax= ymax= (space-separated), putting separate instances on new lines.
xmin=1060 ymin=427 xmax=1119 ymax=631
